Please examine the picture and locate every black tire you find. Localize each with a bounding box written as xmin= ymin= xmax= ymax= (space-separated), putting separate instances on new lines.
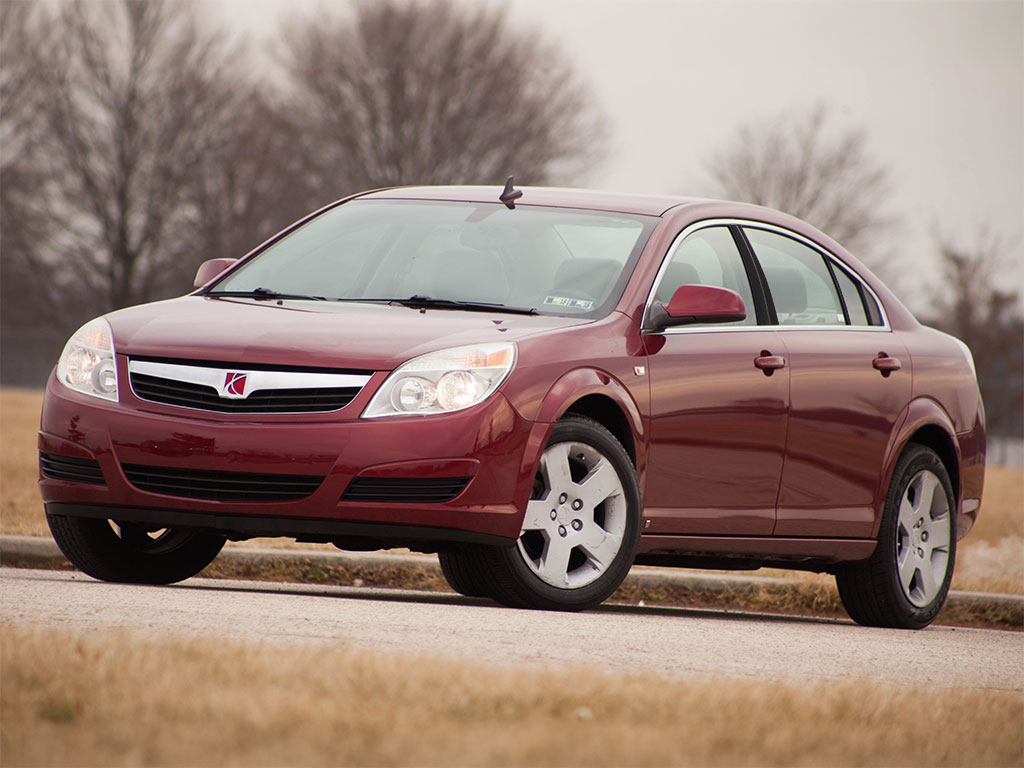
xmin=466 ymin=415 xmax=641 ymax=612
xmin=835 ymin=444 xmax=956 ymax=629
xmin=47 ymin=514 xmax=226 ymax=585
xmin=438 ymin=549 xmax=490 ymax=598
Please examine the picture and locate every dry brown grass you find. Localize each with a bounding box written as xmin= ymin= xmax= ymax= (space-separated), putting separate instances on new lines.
xmin=5 ymin=388 xmax=1022 ymax=594
xmin=956 ymin=465 xmax=1024 ymax=595
xmin=2 ymin=624 xmax=1021 ymax=768
xmin=1 ymin=389 xmax=46 ymax=537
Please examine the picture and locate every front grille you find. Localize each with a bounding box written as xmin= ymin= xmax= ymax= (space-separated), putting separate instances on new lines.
xmin=342 ymin=476 xmax=472 ymax=504
xmin=40 ymin=452 xmax=106 ymax=485
xmin=121 ymin=464 xmax=323 ymax=501
xmin=130 ymin=373 xmax=360 ymax=414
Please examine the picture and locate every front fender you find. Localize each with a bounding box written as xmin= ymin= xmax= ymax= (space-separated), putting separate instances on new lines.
xmin=511 ymin=367 xmax=648 ymax=517
xmin=535 ymin=367 xmax=645 ymax=435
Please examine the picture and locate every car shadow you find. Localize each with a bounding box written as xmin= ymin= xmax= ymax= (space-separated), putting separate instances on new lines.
xmin=24 ymin=568 xmax=853 ymax=627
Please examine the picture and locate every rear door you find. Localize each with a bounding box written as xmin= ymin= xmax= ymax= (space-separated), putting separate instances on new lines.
xmin=741 ymin=226 xmax=911 ymax=538
xmin=642 ymin=224 xmax=788 ymax=536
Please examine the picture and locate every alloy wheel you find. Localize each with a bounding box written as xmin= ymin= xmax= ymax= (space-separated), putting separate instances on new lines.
xmin=895 ymin=469 xmax=952 ymax=607
xmin=517 ymin=440 xmax=627 ymax=589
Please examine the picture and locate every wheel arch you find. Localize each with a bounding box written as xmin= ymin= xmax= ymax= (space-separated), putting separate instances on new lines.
xmin=563 ymin=394 xmax=637 ymax=466
xmin=533 ymin=368 xmax=646 ymax=474
xmin=873 ymin=397 xmax=961 ymax=538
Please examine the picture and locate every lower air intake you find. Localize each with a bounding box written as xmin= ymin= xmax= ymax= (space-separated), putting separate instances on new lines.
xmin=121 ymin=464 xmax=323 ymax=502
xmin=40 ymin=452 xmax=106 ymax=485
xmin=342 ymin=476 xmax=472 ymax=504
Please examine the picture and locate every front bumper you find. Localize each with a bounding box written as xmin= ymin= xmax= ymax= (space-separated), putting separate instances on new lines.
xmin=39 ymin=372 xmax=548 ymax=545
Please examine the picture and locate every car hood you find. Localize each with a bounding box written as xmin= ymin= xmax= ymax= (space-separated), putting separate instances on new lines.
xmin=108 ymin=296 xmax=591 ymax=370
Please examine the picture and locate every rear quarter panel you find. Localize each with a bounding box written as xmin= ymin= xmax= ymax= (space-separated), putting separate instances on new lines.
xmin=874 ymin=324 xmax=986 ymax=538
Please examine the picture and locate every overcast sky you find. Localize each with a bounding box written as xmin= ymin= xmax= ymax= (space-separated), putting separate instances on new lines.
xmin=212 ymin=0 xmax=1023 ymax=314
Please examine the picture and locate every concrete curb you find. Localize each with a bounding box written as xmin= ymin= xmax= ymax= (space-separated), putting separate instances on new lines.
xmin=2 ymin=534 xmax=1020 ymax=615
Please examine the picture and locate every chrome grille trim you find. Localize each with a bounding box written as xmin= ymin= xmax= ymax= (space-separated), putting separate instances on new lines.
xmin=128 ymin=359 xmax=372 ymax=414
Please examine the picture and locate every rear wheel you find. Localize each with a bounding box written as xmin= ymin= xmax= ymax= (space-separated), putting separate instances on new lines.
xmin=467 ymin=415 xmax=641 ymax=611
xmin=47 ymin=514 xmax=225 ymax=585
xmin=835 ymin=444 xmax=956 ymax=629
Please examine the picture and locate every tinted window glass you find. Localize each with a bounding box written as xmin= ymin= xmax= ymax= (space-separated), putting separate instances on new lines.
xmin=655 ymin=227 xmax=756 ymax=326
xmin=213 ymin=200 xmax=656 ymax=318
xmin=832 ymin=265 xmax=870 ymax=326
xmin=745 ymin=228 xmax=844 ymax=326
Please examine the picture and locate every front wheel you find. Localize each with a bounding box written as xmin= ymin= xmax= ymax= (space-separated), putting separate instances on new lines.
xmin=835 ymin=444 xmax=956 ymax=629
xmin=466 ymin=415 xmax=641 ymax=611
xmin=47 ymin=514 xmax=225 ymax=585
xmin=438 ymin=549 xmax=490 ymax=598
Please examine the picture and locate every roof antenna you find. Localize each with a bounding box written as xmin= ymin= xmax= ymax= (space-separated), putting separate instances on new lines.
xmin=499 ymin=176 xmax=523 ymax=209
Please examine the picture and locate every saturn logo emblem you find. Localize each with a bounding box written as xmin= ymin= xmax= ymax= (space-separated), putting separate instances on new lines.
xmin=223 ymin=372 xmax=248 ymax=398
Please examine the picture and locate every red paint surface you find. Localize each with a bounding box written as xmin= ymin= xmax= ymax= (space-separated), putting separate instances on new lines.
xmin=39 ymin=187 xmax=987 ymax=563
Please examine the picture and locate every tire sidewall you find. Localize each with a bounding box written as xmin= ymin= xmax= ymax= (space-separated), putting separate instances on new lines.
xmin=877 ymin=446 xmax=957 ymax=628
xmin=48 ymin=514 xmax=225 ymax=584
xmin=502 ymin=417 xmax=641 ymax=610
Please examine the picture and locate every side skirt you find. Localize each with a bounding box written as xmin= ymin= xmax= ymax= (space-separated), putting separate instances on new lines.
xmin=634 ymin=534 xmax=876 ymax=573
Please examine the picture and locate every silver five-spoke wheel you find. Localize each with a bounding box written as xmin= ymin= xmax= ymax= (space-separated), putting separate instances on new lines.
xmin=464 ymin=415 xmax=641 ymax=612
xmin=895 ymin=469 xmax=952 ymax=607
xmin=518 ymin=440 xmax=627 ymax=589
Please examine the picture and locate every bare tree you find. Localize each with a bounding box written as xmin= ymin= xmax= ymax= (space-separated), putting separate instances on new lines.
xmin=35 ymin=0 xmax=243 ymax=311
xmin=181 ymin=91 xmax=318 ymax=279
xmin=927 ymin=230 xmax=1023 ymax=448
xmin=706 ymin=106 xmax=892 ymax=257
xmin=0 ymin=2 xmax=74 ymax=384
xmin=278 ymin=0 xmax=604 ymax=197
xmin=1 ymin=2 xmax=55 ymax=302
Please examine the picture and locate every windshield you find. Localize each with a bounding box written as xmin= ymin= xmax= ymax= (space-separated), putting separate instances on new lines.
xmin=207 ymin=200 xmax=656 ymax=318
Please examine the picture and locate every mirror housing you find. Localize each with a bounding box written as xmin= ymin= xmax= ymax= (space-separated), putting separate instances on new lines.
xmin=647 ymin=284 xmax=747 ymax=331
xmin=193 ymin=258 xmax=238 ymax=288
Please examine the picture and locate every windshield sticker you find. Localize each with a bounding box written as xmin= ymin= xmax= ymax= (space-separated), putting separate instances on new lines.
xmin=544 ymin=295 xmax=595 ymax=311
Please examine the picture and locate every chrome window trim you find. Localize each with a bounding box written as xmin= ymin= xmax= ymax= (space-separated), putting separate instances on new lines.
xmin=643 ymin=218 xmax=891 ymax=335
xmin=128 ymin=359 xmax=372 ymax=408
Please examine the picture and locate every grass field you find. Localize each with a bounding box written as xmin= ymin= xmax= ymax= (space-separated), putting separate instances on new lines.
xmin=2 ymin=624 xmax=1021 ymax=767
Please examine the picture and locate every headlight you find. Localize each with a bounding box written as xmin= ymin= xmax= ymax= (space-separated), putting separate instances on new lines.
xmin=56 ymin=317 xmax=118 ymax=402
xmin=362 ymin=342 xmax=516 ymax=418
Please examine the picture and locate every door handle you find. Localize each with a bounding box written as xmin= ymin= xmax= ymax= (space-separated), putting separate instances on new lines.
xmin=754 ymin=352 xmax=786 ymax=375
xmin=873 ymin=354 xmax=902 ymax=377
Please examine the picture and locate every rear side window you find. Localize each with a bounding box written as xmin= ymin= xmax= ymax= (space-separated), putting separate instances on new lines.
xmin=744 ymin=228 xmax=844 ymax=326
xmin=832 ymin=265 xmax=870 ymax=325
xmin=655 ymin=227 xmax=756 ymax=326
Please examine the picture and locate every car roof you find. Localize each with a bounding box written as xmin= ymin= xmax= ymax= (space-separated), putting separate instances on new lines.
xmin=360 ymin=185 xmax=709 ymax=216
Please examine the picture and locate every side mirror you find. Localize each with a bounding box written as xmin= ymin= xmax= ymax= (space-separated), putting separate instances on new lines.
xmin=647 ymin=284 xmax=747 ymax=331
xmin=193 ymin=258 xmax=238 ymax=288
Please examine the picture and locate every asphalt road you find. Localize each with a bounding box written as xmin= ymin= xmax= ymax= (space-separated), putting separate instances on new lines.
xmin=4 ymin=568 xmax=1021 ymax=692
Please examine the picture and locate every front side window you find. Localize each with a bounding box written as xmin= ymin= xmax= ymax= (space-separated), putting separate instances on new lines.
xmin=653 ymin=226 xmax=757 ymax=326
xmin=209 ymin=200 xmax=656 ymax=318
xmin=744 ymin=228 xmax=845 ymax=326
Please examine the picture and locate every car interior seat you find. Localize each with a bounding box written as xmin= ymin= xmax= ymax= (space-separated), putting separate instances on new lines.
xmin=548 ymin=258 xmax=620 ymax=303
xmin=433 ymin=249 xmax=510 ymax=304
xmin=655 ymin=261 xmax=701 ymax=303
xmin=762 ymin=265 xmax=807 ymax=322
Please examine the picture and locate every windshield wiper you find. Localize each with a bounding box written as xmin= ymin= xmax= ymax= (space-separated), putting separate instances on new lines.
xmin=203 ymin=287 xmax=328 ymax=301
xmin=390 ymin=295 xmax=537 ymax=315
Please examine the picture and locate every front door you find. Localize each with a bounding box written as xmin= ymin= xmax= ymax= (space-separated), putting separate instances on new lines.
xmin=642 ymin=225 xmax=789 ymax=535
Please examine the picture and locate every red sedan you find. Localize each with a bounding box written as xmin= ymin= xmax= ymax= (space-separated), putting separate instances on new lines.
xmin=40 ymin=184 xmax=985 ymax=628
